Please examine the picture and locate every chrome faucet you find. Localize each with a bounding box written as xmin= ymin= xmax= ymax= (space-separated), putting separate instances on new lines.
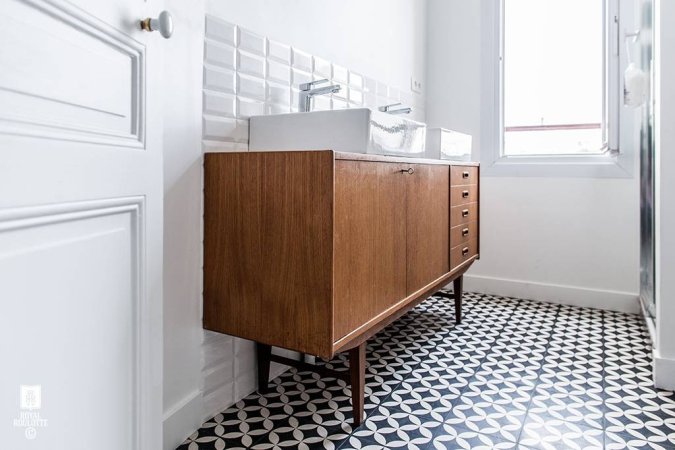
xmin=299 ymin=79 xmax=341 ymax=112
xmin=378 ymin=103 xmax=413 ymax=115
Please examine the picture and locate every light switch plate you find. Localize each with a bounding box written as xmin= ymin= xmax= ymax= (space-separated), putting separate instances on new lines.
xmin=411 ymin=75 xmax=423 ymax=93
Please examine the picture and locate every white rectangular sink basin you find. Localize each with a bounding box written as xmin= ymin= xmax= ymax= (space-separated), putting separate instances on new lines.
xmin=249 ymin=108 xmax=426 ymax=157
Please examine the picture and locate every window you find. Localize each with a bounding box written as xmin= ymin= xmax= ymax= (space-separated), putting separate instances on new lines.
xmin=501 ymin=0 xmax=619 ymax=157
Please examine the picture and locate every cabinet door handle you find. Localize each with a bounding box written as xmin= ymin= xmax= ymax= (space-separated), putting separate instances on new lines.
xmin=462 ymin=171 xmax=470 ymax=179
xmin=461 ymin=209 xmax=469 ymax=218
xmin=399 ymin=168 xmax=415 ymax=175
xmin=462 ymin=227 xmax=470 ymax=236
xmin=462 ymin=190 xmax=470 ymax=198
xmin=462 ymin=247 xmax=470 ymax=256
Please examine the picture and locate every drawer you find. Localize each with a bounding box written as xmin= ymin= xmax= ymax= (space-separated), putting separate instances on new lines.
xmin=450 ymin=185 xmax=478 ymax=205
xmin=450 ymin=239 xmax=478 ymax=269
xmin=450 ymin=166 xmax=478 ymax=186
xmin=450 ymin=202 xmax=477 ymax=226
xmin=450 ymin=221 xmax=477 ymax=247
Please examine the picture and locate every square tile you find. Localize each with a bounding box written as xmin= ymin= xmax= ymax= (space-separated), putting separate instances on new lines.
xmin=519 ymin=412 xmax=604 ymax=449
xmin=346 ymin=405 xmax=443 ymax=450
xmin=529 ymin=385 xmax=605 ymax=429
xmin=431 ymin=423 xmax=519 ymax=450
xmin=462 ymin=377 xmax=534 ymax=410
xmin=382 ymin=380 xmax=458 ymax=419
xmin=442 ymin=399 xmax=526 ymax=442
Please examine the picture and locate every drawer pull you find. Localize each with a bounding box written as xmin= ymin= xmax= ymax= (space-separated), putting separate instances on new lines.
xmin=461 ymin=209 xmax=469 ymax=218
xmin=462 ymin=247 xmax=469 ymax=256
xmin=462 ymin=227 xmax=470 ymax=237
xmin=462 ymin=171 xmax=470 ymax=179
xmin=462 ymin=190 xmax=470 ymax=198
xmin=399 ymin=167 xmax=415 ymax=175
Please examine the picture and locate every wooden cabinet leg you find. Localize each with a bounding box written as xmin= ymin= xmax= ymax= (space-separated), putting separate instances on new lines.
xmin=453 ymin=275 xmax=463 ymax=324
xmin=349 ymin=342 xmax=366 ymax=426
xmin=256 ymin=342 xmax=272 ymax=394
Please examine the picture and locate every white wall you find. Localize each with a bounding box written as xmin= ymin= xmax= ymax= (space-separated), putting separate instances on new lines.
xmin=162 ymin=2 xmax=428 ymax=449
xmin=654 ymin=0 xmax=675 ymax=389
xmin=206 ymin=0 xmax=426 ymax=95
xmin=426 ymin=0 xmax=640 ymax=312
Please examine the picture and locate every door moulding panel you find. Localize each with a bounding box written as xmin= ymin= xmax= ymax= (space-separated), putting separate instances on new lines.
xmin=0 ymin=196 xmax=147 ymax=449
xmin=0 ymin=0 xmax=145 ymax=148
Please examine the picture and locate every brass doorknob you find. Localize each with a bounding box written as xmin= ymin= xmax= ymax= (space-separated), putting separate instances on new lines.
xmin=140 ymin=11 xmax=173 ymax=39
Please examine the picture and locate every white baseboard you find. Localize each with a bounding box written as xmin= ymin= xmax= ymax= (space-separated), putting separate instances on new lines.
xmin=654 ymin=351 xmax=675 ymax=391
xmin=462 ymin=274 xmax=640 ymax=314
xmin=163 ymin=360 xmax=291 ymax=450
xmin=163 ymin=389 xmax=204 ymax=450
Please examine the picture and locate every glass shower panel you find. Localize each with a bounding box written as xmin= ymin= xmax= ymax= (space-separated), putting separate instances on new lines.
xmin=639 ymin=0 xmax=656 ymax=320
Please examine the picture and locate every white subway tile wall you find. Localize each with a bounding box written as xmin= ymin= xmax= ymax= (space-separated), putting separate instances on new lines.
xmin=205 ymin=16 xmax=236 ymax=46
xmin=237 ymin=28 xmax=266 ymax=56
xmin=204 ymin=66 xmax=235 ymax=94
xmin=203 ymin=93 xmax=235 ymax=118
xmin=291 ymin=48 xmax=313 ymax=72
xmin=267 ymin=60 xmax=291 ymax=85
xmin=268 ymin=40 xmax=291 ymax=64
xmin=313 ymin=56 xmax=332 ymax=80
xmin=237 ymin=50 xmax=265 ymax=78
xmin=202 ymin=15 xmax=425 ymax=153
xmin=205 ymin=40 xmax=236 ymax=70
xmin=349 ymin=72 xmax=363 ymax=90
xmin=200 ymin=15 xmax=426 ymax=418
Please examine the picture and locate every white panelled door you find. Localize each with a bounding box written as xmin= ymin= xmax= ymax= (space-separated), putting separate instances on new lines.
xmin=0 ymin=1 xmax=163 ymax=449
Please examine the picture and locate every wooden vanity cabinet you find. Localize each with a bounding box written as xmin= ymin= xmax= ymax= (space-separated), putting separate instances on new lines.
xmin=333 ymin=161 xmax=451 ymax=342
xmin=405 ymin=164 xmax=451 ymax=294
xmin=450 ymin=165 xmax=480 ymax=270
xmin=203 ymin=150 xmax=479 ymax=425
xmin=333 ymin=160 xmax=408 ymax=343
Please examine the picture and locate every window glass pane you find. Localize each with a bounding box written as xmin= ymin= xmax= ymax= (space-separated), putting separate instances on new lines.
xmin=503 ymin=0 xmax=605 ymax=155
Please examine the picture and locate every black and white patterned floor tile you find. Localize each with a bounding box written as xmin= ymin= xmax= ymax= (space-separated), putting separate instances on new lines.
xmin=177 ymin=291 xmax=675 ymax=450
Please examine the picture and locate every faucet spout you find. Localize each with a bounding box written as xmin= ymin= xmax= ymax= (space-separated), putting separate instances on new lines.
xmin=299 ymin=79 xmax=342 ymax=112
xmin=309 ymin=85 xmax=341 ymax=96
xmin=378 ymin=103 xmax=413 ymax=115
xmin=386 ymin=107 xmax=412 ymax=115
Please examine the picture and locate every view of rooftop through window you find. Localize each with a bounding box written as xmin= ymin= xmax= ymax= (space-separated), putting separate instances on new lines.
xmin=503 ymin=0 xmax=606 ymax=156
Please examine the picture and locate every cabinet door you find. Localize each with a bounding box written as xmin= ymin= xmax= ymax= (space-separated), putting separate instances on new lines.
xmin=334 ymin=160 xmax=407 ymax=342
xmin=406 ymin=164 xmax=450 ymax=294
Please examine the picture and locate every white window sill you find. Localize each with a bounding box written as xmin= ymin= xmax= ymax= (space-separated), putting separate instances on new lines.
xmin=480 ymin=153 xmax=634 ymax=178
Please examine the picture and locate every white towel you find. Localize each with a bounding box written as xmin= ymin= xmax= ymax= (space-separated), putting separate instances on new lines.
xmin=624 ymin=62 xmax=648 ymax=108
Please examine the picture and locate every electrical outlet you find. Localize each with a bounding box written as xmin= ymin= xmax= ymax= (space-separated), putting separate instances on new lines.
xmin=411 ymin=75 xmax=423 ymax=93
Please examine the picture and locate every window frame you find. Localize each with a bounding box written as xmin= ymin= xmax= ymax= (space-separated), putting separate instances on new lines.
xmin=480 ymin=0 xmax=635 ymax=178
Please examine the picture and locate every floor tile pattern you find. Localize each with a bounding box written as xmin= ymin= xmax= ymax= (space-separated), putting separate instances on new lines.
xmin=177 ymin=291 xmax=675 ymax=449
